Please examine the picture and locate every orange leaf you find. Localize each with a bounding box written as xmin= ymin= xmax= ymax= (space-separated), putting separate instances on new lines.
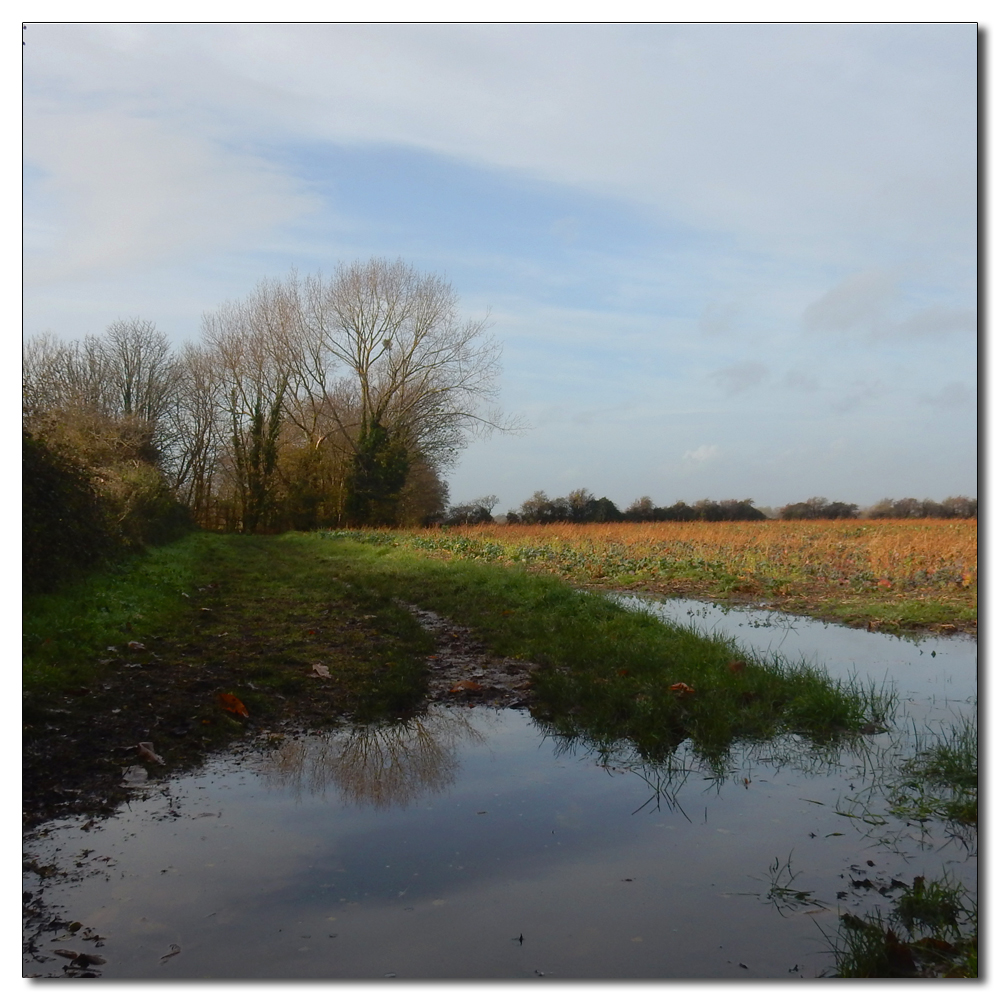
xmin=449 ymin=680 xmax=483 ymax=693
xmin=217 ymin=692 xmax=249 ymax=717
xmin=727 ymin=660 xmax=745 ymax=674
xmin=669 ymin=682 xmax=695 ymax=695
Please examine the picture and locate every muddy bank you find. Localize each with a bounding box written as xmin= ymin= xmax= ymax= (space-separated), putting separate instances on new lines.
xmin=22 ymin=599 xmax=541 ymax=830
xmin=404 ymin=603 xmax=538 ymax=709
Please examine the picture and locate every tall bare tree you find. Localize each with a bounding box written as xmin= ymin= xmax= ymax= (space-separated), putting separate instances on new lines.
xmin=297 ymin=258 xmax=514 ymax=524
xmin=201 ymin=280 xmax=296 ymax=532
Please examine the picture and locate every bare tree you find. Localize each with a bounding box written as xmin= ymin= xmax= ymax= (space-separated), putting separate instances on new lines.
xmin=101 ymin=319 xmax=181 ymax=423
xmin=201 ymin=280 xmax=295 ymax=532
xmin=297 ymin=258 xmax=515 ymax=524
xmin=164 ymin=343 xmax=224 ymax=524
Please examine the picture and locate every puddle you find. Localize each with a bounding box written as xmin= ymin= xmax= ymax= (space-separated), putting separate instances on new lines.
xmin=612 ymin=595 xmax=977 ymax=725
xmin=24 ymin=600 xmax=977 ymax=979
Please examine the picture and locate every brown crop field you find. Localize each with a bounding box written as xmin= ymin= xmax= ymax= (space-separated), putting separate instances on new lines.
xmin=344 ymin=519 xmax=977 ymax=634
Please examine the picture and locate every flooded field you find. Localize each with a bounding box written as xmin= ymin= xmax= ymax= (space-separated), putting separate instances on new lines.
xmin=23 ymin=600 xmax=976 ymax=979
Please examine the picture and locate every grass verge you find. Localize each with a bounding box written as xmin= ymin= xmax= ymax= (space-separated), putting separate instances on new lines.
xmin=308 ymin=532 xmax=884 ymax=763
xmin=24 ymin=531 xmax=884 ymax=824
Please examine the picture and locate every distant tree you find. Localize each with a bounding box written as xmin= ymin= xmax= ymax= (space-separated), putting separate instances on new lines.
xmin=587 ymin=496 xmax=623 ymax=522
xmin=398 ymin=459 xmax=450 ymax=526
xmin=518 ymin=490 xmax=556 ymax=524
xmin=201 ymin=286 xmax=292 ymax=533
xmin=443 ymin=494 xmax=499 ymax=526
xmin=662 ymin=501 xmax=696 ymax=522
xmin=864 ymin=496 xmax=975 ymax=519
xmin=565 ymin=488 xmax=595 ymax=521
xmin=820 ymin=501 xmax=859 ymax=519
xmin=941 ymin=495 xmax=977 ymax=518
xmin=22 ymin=326 xmax=189 ymax=548
xmin=780 ymin=497 xmax=857 ymax=520
xmin=625 ymin=496 xmax=657 ymax=520
xmin=718 ymin=499 xmax=767 ymax=521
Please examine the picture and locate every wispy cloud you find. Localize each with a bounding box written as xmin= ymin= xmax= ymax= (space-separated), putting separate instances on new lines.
xmin=919 ymin=382 xmax=975 ymax=409
xmin=710 ymin=362 xmax=769 ymax=396
xmin=890 ymin=305 xmax=976 ymax=339
xmin=683 ymin=444 xmax=720 ymax=463
xmin=802 ymin=270 xmax=896 ymax=335
xmin=831 ymin=380 xmax=886 ymax=414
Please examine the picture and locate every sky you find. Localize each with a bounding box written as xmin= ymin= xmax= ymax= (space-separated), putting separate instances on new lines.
xmin=21 ymin=20 xmax=979 ymax=514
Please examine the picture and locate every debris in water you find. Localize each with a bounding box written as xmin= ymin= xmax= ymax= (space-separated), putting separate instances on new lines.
xmin=136 ymin=742 xmax=165 ymax=765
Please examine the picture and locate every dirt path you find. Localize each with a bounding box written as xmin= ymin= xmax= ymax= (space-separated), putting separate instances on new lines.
xmin=23 ymin=594 xmax=541 ymax=830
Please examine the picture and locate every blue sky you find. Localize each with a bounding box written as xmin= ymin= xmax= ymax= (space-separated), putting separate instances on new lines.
xmin=22 ymin=21 xmax=978 ymax=513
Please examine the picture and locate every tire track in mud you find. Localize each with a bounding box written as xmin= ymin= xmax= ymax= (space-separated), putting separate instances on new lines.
xmin=403 ymin=604 xmax=539 ymax=709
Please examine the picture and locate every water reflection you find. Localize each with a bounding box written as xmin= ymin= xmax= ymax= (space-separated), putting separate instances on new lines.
xmin=23 ymin=599 xmax=978 ymax=979
xmin=255 ymin=708 xmax=488 ymax=808
xmin=613 ymin=593 xmax=977 ymax=713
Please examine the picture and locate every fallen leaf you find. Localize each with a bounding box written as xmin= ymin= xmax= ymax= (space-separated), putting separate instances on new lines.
xmin=217 ymin=692 xmax=249 ymax=717
xmin=449 ymin=680 xmax=483 ymax=692
xmin=127 ymin=641 xmax=146 ymax=651
xmin=727 ymin=660 xmax=745 ymax=674
xmin=669 ymin=682 xmax=696 ymax=695
xmin=310 ymin=663 xmax=331 ymax=678
xmin=137 ymin=742 xmax=165 ymax=765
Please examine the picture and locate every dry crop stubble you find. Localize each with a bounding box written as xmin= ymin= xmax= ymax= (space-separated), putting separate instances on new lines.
xmin=374 ymin=520 xmax=976 ymax=632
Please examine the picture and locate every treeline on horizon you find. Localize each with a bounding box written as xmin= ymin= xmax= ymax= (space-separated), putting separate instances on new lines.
xmin=441 ymin=490 xmax=977 ymax=526
xmin=22 ymin=257 xmax=976 ymax=594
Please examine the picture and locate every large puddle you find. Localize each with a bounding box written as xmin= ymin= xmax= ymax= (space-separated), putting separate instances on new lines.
xmin=24 ymin=599 xmax=977 ymax=979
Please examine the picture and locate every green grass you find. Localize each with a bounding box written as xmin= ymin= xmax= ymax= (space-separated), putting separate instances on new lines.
xmin=304 ymin=532 xmax=881 ymax=763
xmin=24 ymin=531 xmax=884 ymax=767
xmin=828 ymin=874 xmax=977 ymax=977
xmin=23 ymin=533 xmax=211 ymax=693
xmin=889 ymin=717 xmax=978 ymax=826
xmin=810 ymin=595 xmax=978 ymax=634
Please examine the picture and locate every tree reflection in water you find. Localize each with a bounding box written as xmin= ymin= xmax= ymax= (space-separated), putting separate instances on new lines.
xmin=254 ymin=708 xmax=490 ymax=808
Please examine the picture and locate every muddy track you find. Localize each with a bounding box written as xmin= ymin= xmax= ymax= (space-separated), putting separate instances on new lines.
xmin=23 ymin=601 xmax=542 ymax=830
xmin=403 ymin=603 xmax=539 ymax=709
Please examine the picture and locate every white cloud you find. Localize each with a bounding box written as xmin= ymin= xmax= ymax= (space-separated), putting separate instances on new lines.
xmin=782 ymin=370 xmax=820 ymax=392
xmin=919 ymin=382 xmax=975 ymax=409
xmin=23 ymin=107 xmax=317 ymax=285
xmin=890 ymin=305 xmax=977 ymax=339
xmin=709 ymin=362 xmax=769 ymax=396
xmin=698 ymin=301 xmax=740 ymax=337
xmin=831 ymin=380 xmax=886 ymax=414
xmin=683 ymin=444 xmax=720 ymax=463
xmin=24 ymin=23 xmax=976 ymax=274
xmin=802 ymin=270 xmax=897 ymax=334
